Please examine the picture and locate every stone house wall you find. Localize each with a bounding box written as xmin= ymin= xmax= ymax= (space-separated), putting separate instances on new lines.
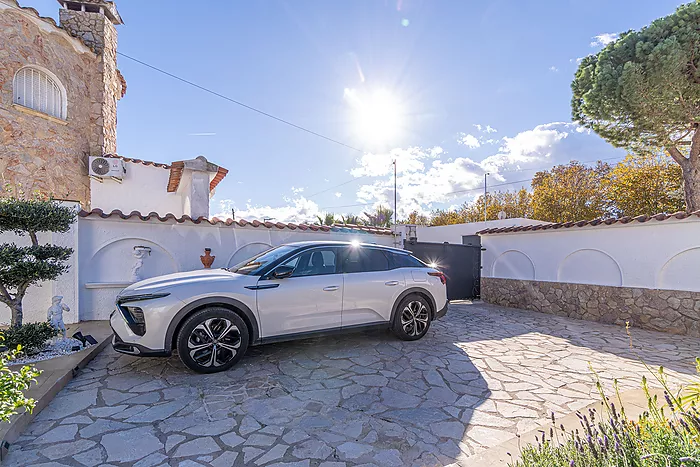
xmin=482 ymin=277 xmax=700 ymax=337
xmin=0 ymin=2 xmax=122 ymax=205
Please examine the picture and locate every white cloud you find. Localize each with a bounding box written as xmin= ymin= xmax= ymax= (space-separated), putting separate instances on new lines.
xmin=590 ymin=33 xmax=618 ymax=47
xmin=354 ymin=151 xmax=486 ymax=217
xmin=350 ymin=146 xmax=443 ymax=177
xmin=458 ymin=133 xmax=481 ymax=149
xmin=291 ymin=186 xmax=304 ymax=195
xmin=480 ymin=122 xmax=570 ymax=174
xmin=211 ymin=122 xmax=624 ymax=223
xmin=350 ymin=121 xmax=624 ymax=217
xmin=214 ymin=197 xmax=320 ymax=224
xmin=474 ymin=124 xmax=497 ymax=134
xmin=549 ymin=66 xmax=559 ymax=72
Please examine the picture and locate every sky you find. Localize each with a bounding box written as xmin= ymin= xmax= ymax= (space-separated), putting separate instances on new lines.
xmin=28 ymin=0 xmax=687 ymax=222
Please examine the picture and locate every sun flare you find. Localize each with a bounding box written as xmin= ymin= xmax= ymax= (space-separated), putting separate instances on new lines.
xmin=345 ymin=88 xmax=404 ymax=146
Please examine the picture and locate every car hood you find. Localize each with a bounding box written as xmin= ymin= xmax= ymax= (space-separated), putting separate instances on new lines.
xmin=119 ymin=269 xmax=254 ymax=296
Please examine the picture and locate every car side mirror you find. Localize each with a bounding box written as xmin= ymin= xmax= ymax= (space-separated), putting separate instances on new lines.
xmin=272 ymin=265 xmax=295 ymax=279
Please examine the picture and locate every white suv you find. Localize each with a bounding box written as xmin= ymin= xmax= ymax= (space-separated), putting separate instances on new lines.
xmin=110 ymin=241 xmax=448 ymax=373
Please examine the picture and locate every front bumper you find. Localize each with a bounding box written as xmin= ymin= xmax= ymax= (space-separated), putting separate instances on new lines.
xmin=110 ymin=309 xmax=171 ymax=357
xmin=433 ymin=301 xmax=448 ymax=320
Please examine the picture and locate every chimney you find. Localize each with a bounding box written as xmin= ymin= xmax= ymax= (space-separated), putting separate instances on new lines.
xmin=179 ymin=156 xmax=221 ymax=220
xmin=58 ymin=0 xmax=124 ymax=155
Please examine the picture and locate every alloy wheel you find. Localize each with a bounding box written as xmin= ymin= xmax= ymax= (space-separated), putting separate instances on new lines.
xmin=401 ymin=300 xmax=430 ymax=337
xmin=187 ymin=318 xmax=241 ymax=368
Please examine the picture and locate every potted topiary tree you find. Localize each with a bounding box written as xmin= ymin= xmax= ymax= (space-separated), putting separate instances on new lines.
xmin=0 ymin=196 xmax=76 ymax=328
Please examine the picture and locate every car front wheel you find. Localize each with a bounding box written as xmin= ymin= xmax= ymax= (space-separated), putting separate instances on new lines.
xmin=392 ymin=294 xmax=431 ymax=341
xmin=176 ymin=307 xmax=249 ymax=373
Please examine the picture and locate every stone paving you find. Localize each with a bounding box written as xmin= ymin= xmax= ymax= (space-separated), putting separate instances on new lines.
xmin=6 ymin=302 xmax=699 ymax=467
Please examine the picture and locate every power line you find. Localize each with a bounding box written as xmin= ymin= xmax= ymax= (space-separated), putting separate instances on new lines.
xmin=116 ymin=52 xmax=366 ymax=153
xmin=305 ymin=177 xmax=366 ymax=198
xmin=319 ymin=202 xmax=372 ymax=210
xmin=5 ymin=2 xmax=364 ymax=153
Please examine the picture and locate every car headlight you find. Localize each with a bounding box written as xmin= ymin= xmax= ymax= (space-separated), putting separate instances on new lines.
xmin=116 ymin=292 xmax=170 ymax=305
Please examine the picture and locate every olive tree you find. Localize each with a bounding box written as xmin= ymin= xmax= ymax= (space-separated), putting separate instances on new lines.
xmin=0 ymin=198 xmax=76 ymax=328
xmin=572 ymin=2 xmax=700 ymax=211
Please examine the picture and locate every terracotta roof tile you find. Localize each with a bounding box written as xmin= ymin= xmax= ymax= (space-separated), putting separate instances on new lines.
xmin=166 ymin=162 xmax=228 ymax=193
xmin=104 ymin=154 xmax=171 ymax=169
xmin=166 ymin=161 xmax=184 ymax=193
xmin=210 ymin=167 xmax=228 ymax=192
xmin=79 ymin=209 xmax=394 ymax=235
xmin=477 ymin=210 xmax=700 ymax=235
xmin=102 ymin=156 xmax=228 ymax=194
xmin=116 ymin=69 xmax=127 ymax=98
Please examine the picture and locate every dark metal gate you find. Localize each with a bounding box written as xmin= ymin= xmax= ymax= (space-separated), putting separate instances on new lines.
xmin=403 ymin=239 xmax=481 ymax=300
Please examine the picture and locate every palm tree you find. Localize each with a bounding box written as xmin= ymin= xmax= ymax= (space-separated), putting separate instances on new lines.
xmin=316 ymin=213 xmax=336 ymax=226
xmin=363 ymin=205 xmax=394 ymax=227
xmin=340 ymin=213 xmax=362 ymax=225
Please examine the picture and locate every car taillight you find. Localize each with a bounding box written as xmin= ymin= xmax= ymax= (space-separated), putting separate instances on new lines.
xmin=428 ymin=271 xmax=446 ymax=285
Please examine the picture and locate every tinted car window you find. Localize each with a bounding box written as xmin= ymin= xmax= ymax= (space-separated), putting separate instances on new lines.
xmin=343 ymin=247 xmax=390 ymax=273
xmin=364 ymin=249 xmax=389 ymax=272
xmin=279 ymin=248 xmax=338 ymax=277
xmin=388 ymin=252 xmax=426 ymax=269
xmin=229 ymin=245 xmax=298 ymax=275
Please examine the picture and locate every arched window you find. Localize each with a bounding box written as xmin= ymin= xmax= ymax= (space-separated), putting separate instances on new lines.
xmin=13 ymin=66 xmax=67 ymax=120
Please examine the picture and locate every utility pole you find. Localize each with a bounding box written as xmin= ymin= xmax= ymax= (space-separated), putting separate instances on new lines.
xmin=483 ymin=172 xmax=489 ymax=222
xmin=393 ymin=159 xmax=397 ymax=226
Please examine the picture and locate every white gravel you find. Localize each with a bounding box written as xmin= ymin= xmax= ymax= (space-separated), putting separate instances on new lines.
xmin=8 ymin=337 xmax=92 ymax=366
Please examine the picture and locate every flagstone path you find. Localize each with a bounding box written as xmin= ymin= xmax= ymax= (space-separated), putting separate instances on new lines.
xmin=6 ymin=301 xmax=699 ymax=466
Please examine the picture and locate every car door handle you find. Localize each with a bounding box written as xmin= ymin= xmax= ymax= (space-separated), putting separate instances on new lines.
xmin=323 ymin=286 xmax=339 ymax=292
xmin=385 ymin=281 xmax=399 ymax=286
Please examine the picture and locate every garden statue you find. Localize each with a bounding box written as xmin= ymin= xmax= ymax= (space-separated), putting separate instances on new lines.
xmin=130 ymin=246 xmax=151 ymax=282
xmin=200 ymin=248 xmax=215 ymax=268
xmin=47 ymin=295 xmax=69 ymax=338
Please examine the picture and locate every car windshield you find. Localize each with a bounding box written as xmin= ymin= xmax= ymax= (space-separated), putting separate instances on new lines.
xmin=228 ymin=245 xmax=299 ymax=275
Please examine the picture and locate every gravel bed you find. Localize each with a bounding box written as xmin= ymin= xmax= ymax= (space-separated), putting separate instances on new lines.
xmin=8 ymin=337 xmax=92 ymax=365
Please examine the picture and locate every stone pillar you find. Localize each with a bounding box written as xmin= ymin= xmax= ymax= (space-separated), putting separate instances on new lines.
xmin=59 ymin=2 xmax=124 ymax=155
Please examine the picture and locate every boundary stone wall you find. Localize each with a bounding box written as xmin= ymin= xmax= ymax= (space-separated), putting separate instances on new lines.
xmin=482 ymin=277 xmax=700 ymax=337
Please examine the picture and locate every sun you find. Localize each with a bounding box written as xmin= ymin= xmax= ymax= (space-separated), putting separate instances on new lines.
xmin=345 ymin=88 xmax=404 ymax=146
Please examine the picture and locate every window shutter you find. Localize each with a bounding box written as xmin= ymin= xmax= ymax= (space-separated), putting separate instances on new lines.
xmin=13 ymin=67 xmax=66 ymax=120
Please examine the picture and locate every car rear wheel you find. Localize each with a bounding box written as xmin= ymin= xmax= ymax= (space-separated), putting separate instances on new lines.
xmin=392 ymin=294 xmax=431 ymax=341
xmin=176 ymin=307 xmax=249 ymax=373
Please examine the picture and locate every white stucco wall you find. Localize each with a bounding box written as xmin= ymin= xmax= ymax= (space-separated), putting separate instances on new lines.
xmin=90 ymin=163 xmax=183 ymax=215
xmin=481 ymin=217 xmax=700 ymax=292
xmin=78 ymin=217 xmax=395 ymax=321
xmin=0 ymin=213 xmax=395 ymax=324
xmin=0 ymin=201 xmax=80 ymax=326
xmin=399 ymin=218 xmax=550 ymax=245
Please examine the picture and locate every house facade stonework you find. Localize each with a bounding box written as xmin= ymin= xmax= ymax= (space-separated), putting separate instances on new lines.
xmin=0 ymin=0 xmax=124 ymax=205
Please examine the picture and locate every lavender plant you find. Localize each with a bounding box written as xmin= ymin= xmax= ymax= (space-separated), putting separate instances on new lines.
xmin=511 ymin=367 xmax=700 ymax=467
xmin=512 ymin=322 xmax=700 ymax=466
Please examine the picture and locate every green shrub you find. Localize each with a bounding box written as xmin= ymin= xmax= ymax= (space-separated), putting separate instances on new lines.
xmin=1 ymin=322 xmax=59 ymax=355
xmin=0 ymin=337 xmax=40 ymax=421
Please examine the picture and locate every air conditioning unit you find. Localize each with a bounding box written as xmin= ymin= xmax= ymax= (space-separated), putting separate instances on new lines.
xmin=89 ymin=156 xmax=125 ymax=180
